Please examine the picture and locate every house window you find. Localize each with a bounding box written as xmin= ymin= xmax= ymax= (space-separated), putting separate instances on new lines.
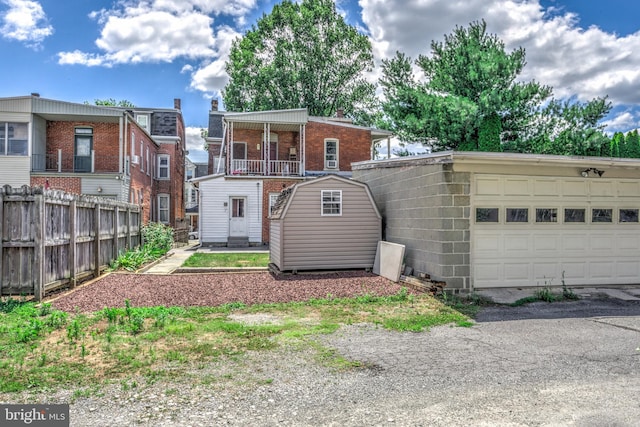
xmin=131 ymin=132 xmax=135 ymax=157
xmin=74 ymin=127 xmax=93 ymax=172
xmin=136 ymin=114 xmax=149 ymax=132
xmin=0 ymin=122 xmax=28 ymax=156
xmin=536 ymin=208 xmax=557 ymax=223
xmin=140 ymin=141 xmax=144 ymax=172
xmin=158 ymin=154 xmax=170 ymax=179
xmin=146 ymin=147 xmax=150 ymax=176
xmin=564 ymin=208 xmax=585 ymax=223
xmin=592 ymin=208 xmax=612 ymax=223
xmin=476 ymin=208 xmax=498 ymax=223
xmin=324 ymin=139 xmax=338 ymax=169
xmin=158 ymin=194 xmax=170 ymax=223
xmin=620 ymin=209 xmax=639 ymax=223
xmin=506 ymin=208 xmax=528 ymax=223
xmin=269 ymin=192 xmax=280 ymax=214
xmin=321 ymin=190 xmax=342 ymax=216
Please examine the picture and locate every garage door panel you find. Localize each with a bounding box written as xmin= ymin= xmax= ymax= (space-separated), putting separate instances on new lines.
xmin=474 ymin=263 xmax=501 ymax=282
xmin=561 ymin=262 xmax=588 ymax=280
xmin=562 ymin=234 xmax=588 ymax=251
xmin=590 ymin=235 xmax=614 ymax=250
xmin=504 ymin=263 xmax=530 ymax=281
xmin=533 ymin=234 xmax=560 ymax=251
xmin=563 ymin=181 xmax=588 ymax=196
xmin=590 ymin=181 xmax=615 ymax=196
xmin=474 ymin=234 xmax=501 ymax=253
xmin=533 ymin=180 xmax=558 ymax=196
xmin=618 ymin=181 xmax=640 ymax=197
xmin=589 ymin=261 xmax=614 ymax=279
xmin=617 ymin=261 xmax=639 ymax=278
xmin=504 ymin=234 xmax=529 ymax=251
xmin=617 ymin=235 xmax=640 ymax=250
xmin=533 ymin=263 xmax=560 ymax=283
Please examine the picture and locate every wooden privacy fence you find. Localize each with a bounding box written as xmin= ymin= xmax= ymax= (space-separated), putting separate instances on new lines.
xmin=0 ymin=185 xmax=141 ymax=300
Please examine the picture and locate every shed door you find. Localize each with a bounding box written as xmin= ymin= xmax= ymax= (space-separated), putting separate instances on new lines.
xmin=472 ymin=175 xmax=640 ymax=288
xmin=229 ymin=197 xmax=247 ymax=237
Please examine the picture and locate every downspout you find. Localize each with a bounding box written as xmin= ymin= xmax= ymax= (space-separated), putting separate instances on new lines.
xmin=216 ymin=120 xmax=227 ymax=174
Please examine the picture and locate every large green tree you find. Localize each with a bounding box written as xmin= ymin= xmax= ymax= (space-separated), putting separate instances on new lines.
xmin=223 ymin=0 xmax=377 ymax=124
xmin=380 ymin=20 xmax=611 ymax=153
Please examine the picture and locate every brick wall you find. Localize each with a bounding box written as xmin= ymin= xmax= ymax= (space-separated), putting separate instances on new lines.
xmin=261 ymin=178 xmax=302 ymax=242
xmin=46 ymin=121 xmax=120 ymax=172
xmin=31 ymin=176 xmax=81 ymax=194
xmin=305 ymin=121 xmax=371 ymax=172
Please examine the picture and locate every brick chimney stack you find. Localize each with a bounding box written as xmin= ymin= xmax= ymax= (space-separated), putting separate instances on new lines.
xmin=211 ymin=99 xmax=219 ymax=111
xmin=174 ymin=98 xmax=181 ymax=110
xmin=336 ymin=108 xmax=344 ymax=118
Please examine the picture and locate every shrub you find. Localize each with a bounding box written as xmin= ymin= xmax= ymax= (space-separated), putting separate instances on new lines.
xmin=142 ymin=222 xmax=174 ymax=255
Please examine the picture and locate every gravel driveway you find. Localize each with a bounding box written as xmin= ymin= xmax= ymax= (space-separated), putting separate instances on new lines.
xmin=50 ymin=271 xmax=407 ymax=312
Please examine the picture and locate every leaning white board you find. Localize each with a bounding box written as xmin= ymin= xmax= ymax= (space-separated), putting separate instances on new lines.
xmin=373 ymin=241 xmax=405 ymax=282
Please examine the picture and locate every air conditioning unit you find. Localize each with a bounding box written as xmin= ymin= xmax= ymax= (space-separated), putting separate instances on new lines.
xmin=326 ymin=160 xmax=338 ymax=169
xmin=131 ymin=155 xmax=140 ymax=164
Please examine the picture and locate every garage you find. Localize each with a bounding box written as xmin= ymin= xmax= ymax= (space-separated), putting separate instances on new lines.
xmin=472 ymin=175 xmax=640 ymax=288
xmin=353 ymin=152 xmax=640 ymax=291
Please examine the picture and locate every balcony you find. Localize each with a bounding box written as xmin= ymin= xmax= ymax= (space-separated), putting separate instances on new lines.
xmin=32 ymin=151 xmax=119 ymax=173
xmin=230 ymin=159 xmax=301 ymax=177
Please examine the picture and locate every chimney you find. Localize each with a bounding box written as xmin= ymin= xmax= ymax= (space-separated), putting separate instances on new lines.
xmin=31 ymin=92 xmax=40 ymax=97
xmin=211 ymin=99 xmax=219 ymax=111
xmin=174 ymin=98 xmax=181 ymax=110
xmin=336 ymin=108 xmax=344 ymax=118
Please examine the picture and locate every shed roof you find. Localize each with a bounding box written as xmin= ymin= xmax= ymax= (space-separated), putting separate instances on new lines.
xmin=270 ymin=174 xmax=381 ymax=220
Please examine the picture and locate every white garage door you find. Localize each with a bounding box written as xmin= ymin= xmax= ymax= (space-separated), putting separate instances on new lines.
xmin=472 ymin=175 xmax=640 ymax=288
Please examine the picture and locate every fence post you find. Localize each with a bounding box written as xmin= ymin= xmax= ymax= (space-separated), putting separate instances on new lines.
xmin=113 ymin=206 xmax=120 ymax=259
xmin=94 ymin=202 xmax=101 ymax=278
xmin=0 ymin=190 xmax=3 ymax=295
xmin=69 ymin=199 xmax=77 ymax=288
xmin=126 ymin=207 xmax=132 ymax=249
xmin=33 ymin=190 xmax=45 ymax=301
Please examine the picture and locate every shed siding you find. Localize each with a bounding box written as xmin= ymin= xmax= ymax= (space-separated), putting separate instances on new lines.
xmin=270 ymin=220 xmax=282 ymax=268
xmin=280 ymin=181 xmax=380 ymax=270
xmin=200 ymin=177 xmax=263 ymax=244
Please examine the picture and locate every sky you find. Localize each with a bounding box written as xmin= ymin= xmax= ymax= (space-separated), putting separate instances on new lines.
xmin=1 ymin=0 xmax=639 ymax=162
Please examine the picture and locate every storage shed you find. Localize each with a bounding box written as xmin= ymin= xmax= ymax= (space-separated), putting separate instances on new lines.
xmin=269 ymin=175 xmax=381 ymax=272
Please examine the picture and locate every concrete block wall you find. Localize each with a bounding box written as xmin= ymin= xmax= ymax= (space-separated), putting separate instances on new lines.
xmin=353 ymin=163 xmax=471 ymax=290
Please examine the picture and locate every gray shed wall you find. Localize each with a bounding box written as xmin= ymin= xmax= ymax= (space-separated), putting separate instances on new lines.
xmin=353 ymin=163 xmax=471 ymax=290
xmin=271 ymin=179 xmax=381 ymax=271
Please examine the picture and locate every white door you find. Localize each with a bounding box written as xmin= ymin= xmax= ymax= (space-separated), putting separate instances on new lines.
xmin=229 ymin=197 xmax=247 ymax=236
xmin=472 ymin=175 xmax=640 ymax=288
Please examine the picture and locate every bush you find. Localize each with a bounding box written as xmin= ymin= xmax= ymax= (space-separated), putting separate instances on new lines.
xmin=142 ymin=222 xmax=174 ymax=255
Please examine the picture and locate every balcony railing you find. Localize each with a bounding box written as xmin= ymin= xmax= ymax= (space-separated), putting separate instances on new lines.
xmin=32 ymin=151 xmax=120 ymax=173
xmin=230 ymin=159 xmax=301 ymax=176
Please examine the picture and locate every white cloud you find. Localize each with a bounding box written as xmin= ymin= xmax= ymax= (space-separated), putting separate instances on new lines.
xmin=187 ymin=25 xmax=241 ymax=94
xmin=602 ymin=110 xmax=639 ymax=133
xmin=0 ymin=0 xmax=53 ymax=47
xmin=359 ymin=0 xmax=640 ymax=126
xmin=185 ymin=126 xmax=208 ymax=163
xmin=57 ymin=0 xmax=254 ymax=67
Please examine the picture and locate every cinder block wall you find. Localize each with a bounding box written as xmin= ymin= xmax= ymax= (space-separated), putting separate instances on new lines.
xmin=353 ymin=163 xmax=471 ymax=290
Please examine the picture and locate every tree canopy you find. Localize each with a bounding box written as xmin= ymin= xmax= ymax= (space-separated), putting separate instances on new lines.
xmin=89 ymin=98 xmax=136 ymax=108
xmin=380 ymin=20 xmax=611 ymax=154
xmin=223 ymin=0 xmax=377 ymax=124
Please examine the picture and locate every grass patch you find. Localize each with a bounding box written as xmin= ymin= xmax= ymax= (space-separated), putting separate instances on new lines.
xmin=0 ymin=290 xmax=470 ymax=393
xmin=182 ymin=252 xmax=270 ymax=268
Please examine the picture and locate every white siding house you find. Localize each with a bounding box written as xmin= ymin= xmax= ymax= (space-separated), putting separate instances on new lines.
xmin=194 ymin=175 xmax=264 ymax=246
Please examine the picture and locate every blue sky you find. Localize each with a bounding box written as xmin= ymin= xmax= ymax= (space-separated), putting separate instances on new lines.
xmin=1 ymin=0 xmax=639 ymax=162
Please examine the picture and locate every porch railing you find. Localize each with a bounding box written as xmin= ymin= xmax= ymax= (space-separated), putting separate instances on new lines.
xmin=230 ymin=159 xmax=301 ymax=176
xmin=32 ymin=151 xmax=119 ymax=173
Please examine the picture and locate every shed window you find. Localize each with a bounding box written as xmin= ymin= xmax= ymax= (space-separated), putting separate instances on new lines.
xmin=269 ymin=193 xmax=280 ymax=214
xmin=321 ymin=190 xmax=342 ymax=216
xmin=476 ymin=208 xmax=498 ymax=223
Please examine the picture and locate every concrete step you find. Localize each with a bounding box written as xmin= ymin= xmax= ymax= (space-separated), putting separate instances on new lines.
xmin=227 ymin=236 xmax=249 ymax=248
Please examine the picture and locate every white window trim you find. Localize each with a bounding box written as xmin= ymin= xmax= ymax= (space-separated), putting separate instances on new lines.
xmin=146 ymin=147 xmax=150 ymax=176
xmin=157 ymin=154 xmax=170 ymax=179
xmin=321 ymin=190 xmax=342 ymax=216
xmin=158 ymin=194 xmax=170 ymax=224
xmin=131 ymin=132 xmax=136 ymax=157
xmin=324 ymin=139 xmax=339 ymax=170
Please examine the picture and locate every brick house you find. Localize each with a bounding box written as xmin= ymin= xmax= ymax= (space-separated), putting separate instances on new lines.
xmin=194 ymin=102 xmax=392 ymax=246
xmin=0 ymin=95 xmax=185 ymax=227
